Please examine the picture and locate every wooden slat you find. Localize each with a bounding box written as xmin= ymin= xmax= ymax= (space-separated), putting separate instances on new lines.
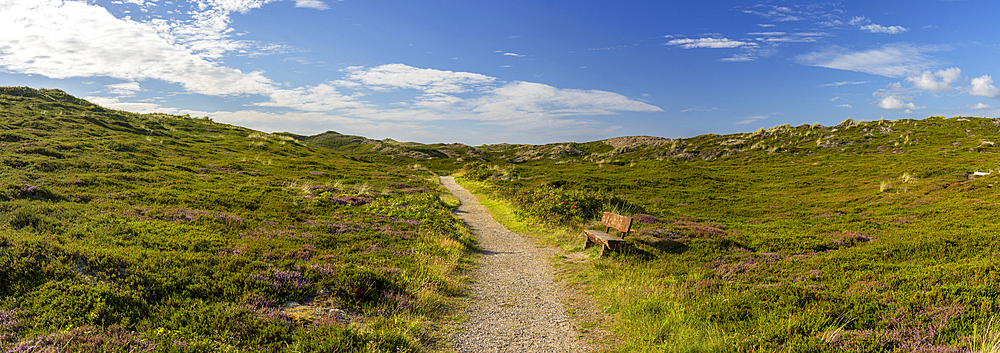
xmin=600 ymin=212 xmax=632 ymax=234
xmin=584 ymin=229 xmax=625 ymax=253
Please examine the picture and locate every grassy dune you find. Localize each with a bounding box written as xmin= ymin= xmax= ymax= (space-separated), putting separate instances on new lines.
xmin=455 ymin=118 xmax=1000 ymax=352
xmin=0 ymin=87 xmax=473 ymax=352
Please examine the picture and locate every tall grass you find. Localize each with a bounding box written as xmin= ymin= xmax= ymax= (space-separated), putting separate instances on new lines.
xmin=976 ymin=318 xmax=1000 ymax=353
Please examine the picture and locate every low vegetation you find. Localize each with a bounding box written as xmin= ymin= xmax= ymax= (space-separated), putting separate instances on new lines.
xmin=454 ymin=117 xmax=1000 ymax=352
xmin=0 ymin=87 xmax=473 ymax=352
xmin=7 ymin=85 xmax=1000 ymax=352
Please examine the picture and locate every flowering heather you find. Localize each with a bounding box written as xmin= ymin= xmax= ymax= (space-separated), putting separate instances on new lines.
xmin=379 ymin=216 xmax=422 ymax=226
xmin=832 ymin=306 xmax=966 ymax=352
xmin=239 ymin=293 xmax=287 ymax=321
xmin=326 ymin=222 xmax=363 ymax=235
xmin=253 ymin=270 xmax=312 ymax=291
xmin=329 ymin=196 xmax=374 ymax=206
xmin=287 ymin=248 xmax=313 ymax=261
xmin=240 ymin=228 xmax=297 ymax=239
xmin=308 ymin=263 xmax=339 ymax=278
xmin=637 ymin=228 xmax=684 ymax=240
xmin=307 ymin=171 xmax=326 ymax=176
xmin=119 ymin=207 xmax=245 ymax=226
xmin=0 ymin=309 xmax=20 ymax=344
xmin=632 ymin=213 xmax=660 ymax=224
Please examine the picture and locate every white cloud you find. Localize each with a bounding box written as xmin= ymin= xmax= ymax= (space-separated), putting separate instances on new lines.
xmin=792 ymin=32 xmax=832 ymax=37
xmin=878 ymin=96 xmax=923 ymax=110
xmin=741 ymin=5 xmax=804 ymax=22
xmin=907 ymin=67 xmax=961 ymax=92
xmin=343 ymin=64 xmax=496 ymax=94
xmin=412 ymin=93 xmax=465 ymax=110
xmin=849 ymin=16 xmax=908 ymax=34
xmin=734 ymin=115 xmax=768 ymax=125
xmin=294 ymin=0 xmax=329 ymax=10
xmin=470 ymin=81 xmax=663 ymax=123
xmin=971 ymin=102 xmax=992 ymax=109
xmin=859 ymin=24 xmax=908 ymax=34
xmin=255 ymin=83 xmax=366 ymax=111
xmin=502 ymin=52 xmax=525 ymax=57
xmin=970 ymin=75 xmax=1000 ymax=99
xmin=105 ymin=82 xmax=143 ymax=96
xmin=837 ymin=104 xmax=852 ymax=108
xmin=821 ymin=81 xmax=871 ymax=87
xmin=84 ymin=96 xmax=172 ymax=113
xmin=0 ymin=1 xmax=661 ymax=144
xmin=667 ymin=37 xmax=757 ymax=49
xmin=0 ymin=0 xmax=275 ymax=96
xmin=204 ymin=109 xmax=432 ymax=139
xmin=796 ymin=44 xmax=938 ymax=77
xmin=720 ymin=55 xmax=755 ymax=62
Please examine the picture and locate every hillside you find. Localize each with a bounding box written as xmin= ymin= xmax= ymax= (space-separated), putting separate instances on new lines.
xmin=6 ymin=85 xmax=1000 ymax=352
xmin=0 ymin=87 xmax=472 ymax=351
xmin=453 ymin=116 xmax=1000 ymax=351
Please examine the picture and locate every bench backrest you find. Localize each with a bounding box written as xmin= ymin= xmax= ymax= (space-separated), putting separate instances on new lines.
xmin=601 ymin=212 xmax=632 ymax=237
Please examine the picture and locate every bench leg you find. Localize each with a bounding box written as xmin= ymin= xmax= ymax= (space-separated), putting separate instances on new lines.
xmin=583 ymin=234 xmax=595 ymax=249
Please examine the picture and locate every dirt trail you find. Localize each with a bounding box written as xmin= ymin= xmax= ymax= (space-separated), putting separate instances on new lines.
xmin=440 ymin=176 xmax=592 ymax=353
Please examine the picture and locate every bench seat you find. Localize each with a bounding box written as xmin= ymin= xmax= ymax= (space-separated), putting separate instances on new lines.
xmin=584 ymin=229 xmax=625 ymax=256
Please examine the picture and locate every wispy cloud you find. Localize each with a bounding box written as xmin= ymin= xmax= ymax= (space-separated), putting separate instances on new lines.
xmin=342 ymin=63 xmax=496 ymax=94
xmin=667 ymin=37 xmax=757 ymax=49
xmin=795 ymin=44 xmax=938 ymax=77
xmin=821 ymin=81 xmax=871 ymax=87
xmin=734 ymin=115 xmax=768 ymax=125
xmin=740 ymin=5 xmax=805 ymax=22
xmin=105 ymin=82 xmax=143 ymax=96
xmin=849 ymin=16 xmax=908 ymax=34
xmin=294 ymin=0 xmax=329 ymax=10
xmin=246 ymin=64 xmax=662 ymax=132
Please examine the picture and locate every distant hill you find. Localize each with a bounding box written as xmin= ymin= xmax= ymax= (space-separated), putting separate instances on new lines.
xmin=288 ymin=117 xmax=1000 ymax=178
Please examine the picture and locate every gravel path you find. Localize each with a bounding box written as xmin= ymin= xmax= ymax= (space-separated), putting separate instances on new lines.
xmin=440 ymin=176 xmax=592 ymax=353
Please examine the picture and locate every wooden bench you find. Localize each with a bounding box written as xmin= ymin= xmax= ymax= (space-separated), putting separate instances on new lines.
xmin=584 ymin=212 xmax=632 ymax=256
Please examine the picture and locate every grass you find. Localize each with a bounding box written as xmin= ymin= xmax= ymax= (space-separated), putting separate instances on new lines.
xmin=447 ymin=116 xmax=1000 ymax=352
xmin=0 ymin=87 xmax=475 ymax=352
xmin=976 ymin=318 xmax=1000 ymax=353
xmin=8 ymin=86 xmax=1000 ymax=352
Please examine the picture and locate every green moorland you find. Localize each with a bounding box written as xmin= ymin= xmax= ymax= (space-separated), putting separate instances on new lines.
xmin=0 ymin=87 xmax=473 ymax=352
xmin=449 ymin=119 xmax=1000 ymax=352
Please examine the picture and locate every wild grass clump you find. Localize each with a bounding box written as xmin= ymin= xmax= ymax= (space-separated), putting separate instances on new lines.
xmin=972 ymin=317 xmax=1000 ymax=353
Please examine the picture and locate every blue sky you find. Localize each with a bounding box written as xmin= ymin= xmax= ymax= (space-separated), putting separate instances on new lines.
xmin=2 ymin=0 xmax=999 ymax=144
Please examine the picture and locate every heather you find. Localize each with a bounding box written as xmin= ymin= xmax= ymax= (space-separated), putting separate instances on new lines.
xmin=453 ymin=118 xmax=1000 ymax=352
xmin=0 ymin=87 xmax=472 ymax=352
